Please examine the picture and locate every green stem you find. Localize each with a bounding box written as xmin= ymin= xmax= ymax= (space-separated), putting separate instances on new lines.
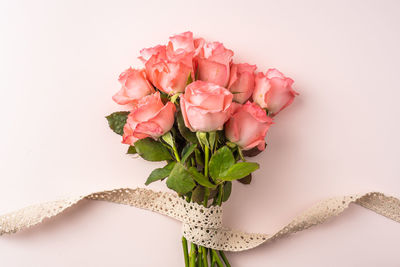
xmin=218 ymin=251 xmax=231 ymax=267
xmin=189 ymin=243 xmax=197 ymax=267
xmin=172 ymin=143 xmax=181 ymax=162
xmin=202 ymin=247 xmax=208 ymax=267
xmin=211 ymin=196 xmax=217 ymax=206
xmin=216 ymin=184 xmax=223 ymax=206
xmin=204 ymin=145 xmax=209 ymax=177
xmin=203 ymin=145 xmax=210 ymax=207
xmin=182 ymin=237 xmax=189 ymax=267
xmin=203 ymin=188 xmax=209 ymax=207
xmin=211 ymin=250 xmax=223 ymax=267
xmin=197 ymin=247 xmax=202 ymax=267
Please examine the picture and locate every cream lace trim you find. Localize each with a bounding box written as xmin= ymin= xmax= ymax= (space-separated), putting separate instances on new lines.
xmin=1 ymin=188 xmax=399 ymax=252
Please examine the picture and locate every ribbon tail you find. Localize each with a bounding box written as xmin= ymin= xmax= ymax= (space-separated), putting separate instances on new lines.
xmin=1 ymin=189 xmax=399 ymax=252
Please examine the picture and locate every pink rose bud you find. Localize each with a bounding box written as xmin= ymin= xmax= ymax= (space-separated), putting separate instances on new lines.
xmin=195 ymin=42 xmax=234 ymax=87
xmin=112 ymin=68 xmax=155 ymax=105
xmin=122 ymin=92 xmax=176 ymax=145
xmin=253 ymin=69 xmax=298 ymax=116
xmin=225 ymin=102 xmax=273 ymax=151
xmin=180 ymin=80 xmax=233 ymax=132
xmin=139 ymin=43 xmax=194 ymax=95
xmin=228 ymin=63 xmax=257 ymax=104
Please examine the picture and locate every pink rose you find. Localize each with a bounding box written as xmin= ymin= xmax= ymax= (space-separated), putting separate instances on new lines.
xmin=196 ymin=42 xmax=233 ymax=87
xmin=139 ymin=45 xmax=167 ymax=62
xmin=167 ymin=31 xmax=203 ymax=56
xmin=139 ymin=43 xmax=194 ymax=95
xmin=122 ymin=92 xmax=176 ymax=145
xmin=112 ymin=68 xmax=154 ymax=105
xmin=180 ymin=81 xmax=233 ymax=132
xmin=225 ymin=102 xmax=273 ymax=151
xmin=253 ymin=69 xmax=298 ymax=116
xmin=228 ymin=63 xmax=257 ymax=104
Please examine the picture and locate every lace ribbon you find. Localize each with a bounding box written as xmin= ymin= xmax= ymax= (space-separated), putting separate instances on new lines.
xmin=1 ymin=188 xmax=399 ymax=251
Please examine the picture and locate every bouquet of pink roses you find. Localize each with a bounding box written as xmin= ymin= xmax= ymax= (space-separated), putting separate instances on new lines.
xmin=106 ymin=31 xmax=297 ymax=267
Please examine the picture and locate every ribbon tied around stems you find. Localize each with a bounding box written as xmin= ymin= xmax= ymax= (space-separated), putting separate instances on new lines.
xmin=1 ymin=188 xmax=400 ymax=252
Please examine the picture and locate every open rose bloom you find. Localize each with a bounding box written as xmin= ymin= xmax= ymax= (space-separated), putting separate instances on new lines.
xmin=180 ymin=81 xmax=233 ymax=132
xmin=106 ymin=31 xmax=297 ymax=266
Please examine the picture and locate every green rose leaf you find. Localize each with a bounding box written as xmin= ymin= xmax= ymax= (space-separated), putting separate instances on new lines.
xmin=134 ymin=138 xmax=172 ymax=161
xmin=191 ymin=185 xmax=205 ymax=204
xmin=209 ymin=146 xmax=235 ymax=181
xmin=145 ymin=162 xmax=176 ymax=185
xmin=220 ymin=162 xmax=259 ymax=181
xmin=237 ymin=174 xmax=252 ymax=184
xmin=181 ymin=143 xmax=197 ymax=163
xmin=160 ymin=91 xmax=169 ymax=104
xmin=242 ymin=145 xmax=266 ymax=157
xmin=106 ymin=111 xmax=129 ymax=135
xmin=177 ymin=111 xmax=198 ymax=144
xmin=208 ymin=188 xmax=218 ymax=200
xmin=188 ymin=167 xmax=217 ymax=189
xmin=222 ymin=181 xmax=232 ymax=202
xmin=166 ymin=162 xmax=196 ymax=195
xmin=127 ymin=146 xmax=137 ymax=154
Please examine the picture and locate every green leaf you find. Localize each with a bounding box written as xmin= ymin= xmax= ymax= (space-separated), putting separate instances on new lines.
xmin=209 ymin=146 xmax=235 ymax=181
xmin=166 ymin=163 xmax=196 ymax=195
xmin=106 ymin=111 xmax=129 ymax=135
xmin=191 ymin=185 xmax=205 ymax=204
xmin=145 ymin=169 xmax=166 ymax=185
xmin=161 ymin=132 xmax=174 ymax=148
xmin=164 ymin=161 xmax=176 ymax=171
xmin=145 ymin=162 xmax=176 ymax=185
xmin=177 ymin=111 xmax=198 ymax=144
xmin=222 ymin=182 xmax=232 ymax=202
xmin=160 ymin=91 xmax=169 ymax=104
xmin=188 ymin=167 xmax=217 ymax=189
xmin=237 ymin=174 xmax=252 ymax=184
xmin=134 ymin=138 xmax=172 ymax=161
xmin=127 ymin=146 xmax=137 ymax=154
xmin=181 ymin=144 xmax=197 ymax=163
xmin=220 ymin=162 xmax=259 ymax=181
xmin=208 ymin=188 xmax=218 ymax=199
xmin=242 ymin=144 xmax=266 ymax=157
xmin=170 ymin=93 xmax=181 ymax=104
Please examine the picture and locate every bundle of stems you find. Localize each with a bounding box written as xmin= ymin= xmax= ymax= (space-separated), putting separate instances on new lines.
xmin=180 ymin=146 xmax=231 ymax=267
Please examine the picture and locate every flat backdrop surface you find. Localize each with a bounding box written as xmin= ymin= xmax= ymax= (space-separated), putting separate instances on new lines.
xmin=1 ymin=0 xmax=399 ymax=266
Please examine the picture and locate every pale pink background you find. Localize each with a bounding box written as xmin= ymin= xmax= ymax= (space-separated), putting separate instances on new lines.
xmin=1 ymin=0 xmax=399 ymax=266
